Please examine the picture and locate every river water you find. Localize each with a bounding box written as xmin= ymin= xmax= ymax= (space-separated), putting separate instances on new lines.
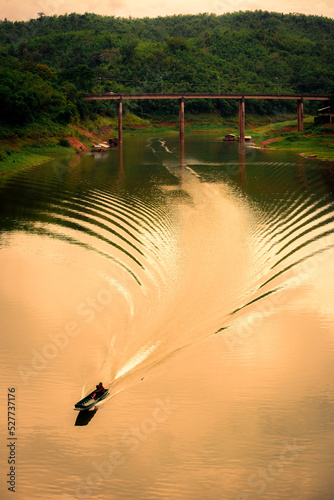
xmin=1 ymin=133 xmax=334 ymax=500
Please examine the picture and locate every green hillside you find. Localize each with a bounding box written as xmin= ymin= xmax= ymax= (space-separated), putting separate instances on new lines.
xmin=0 ymin=11 xmax=333 ymax=130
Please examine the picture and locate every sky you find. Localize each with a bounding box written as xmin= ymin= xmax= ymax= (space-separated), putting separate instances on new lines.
xmin=1 ymin=0 xmax=333 ymax=22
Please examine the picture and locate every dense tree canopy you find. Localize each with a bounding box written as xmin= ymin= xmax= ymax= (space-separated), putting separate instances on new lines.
xmin=0 ymin=10 xmax=333 ymax=126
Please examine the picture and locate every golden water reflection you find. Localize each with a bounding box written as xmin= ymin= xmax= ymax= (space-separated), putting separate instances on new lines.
xmin=0 ymin=133 xmax=334 ymax=499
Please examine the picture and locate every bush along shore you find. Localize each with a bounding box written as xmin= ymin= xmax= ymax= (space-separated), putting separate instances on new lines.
xmin=0 ymin=113 xmax=333 ymax=176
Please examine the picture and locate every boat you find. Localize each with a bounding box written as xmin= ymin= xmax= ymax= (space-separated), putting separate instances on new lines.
xmin=223 ymin=134 xmax=236 ymax=141
xmin=74 ymin=388 xmax=109 ymax=411
xmin=237 ymin=135 xmax=253 ymax=142
xmin=91 ymin=143 xmax=110 ymax=153
xmin=109 ymin=137 xmax=119 ymax=147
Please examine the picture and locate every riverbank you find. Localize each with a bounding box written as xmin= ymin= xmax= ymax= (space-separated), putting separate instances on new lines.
xmin=0 ymin=118 xmax=109 ymax=175
xmin=1 ymin=114 xmax=333 ymax=175
xmin=249 ymin=118 xmax=334 ymax=160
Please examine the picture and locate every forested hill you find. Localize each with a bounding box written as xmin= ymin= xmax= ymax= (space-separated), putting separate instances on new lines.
xmin=1 ymin=11 xmax=334 ymax=126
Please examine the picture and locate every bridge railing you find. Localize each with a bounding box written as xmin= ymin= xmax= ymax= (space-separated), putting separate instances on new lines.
xmin=84 ymin=92 xmax=329 ymax=101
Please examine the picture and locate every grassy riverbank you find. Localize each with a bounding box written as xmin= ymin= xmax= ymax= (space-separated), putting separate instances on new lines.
xmin=1 ymin=114 xmax=333 ymax=175
xmin=0 ymin=118 xmax=110 ymax=175
xmin=249 ymin=117 xmax=334 ymax=160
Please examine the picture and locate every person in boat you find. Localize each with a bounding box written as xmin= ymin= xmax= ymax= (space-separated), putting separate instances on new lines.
xmin=91 ymin=382 xmax=105 ymax=399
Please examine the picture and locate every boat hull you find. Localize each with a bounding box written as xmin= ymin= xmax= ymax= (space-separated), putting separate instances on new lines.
xmin=74 ymin=388 xmax=109 ymax=411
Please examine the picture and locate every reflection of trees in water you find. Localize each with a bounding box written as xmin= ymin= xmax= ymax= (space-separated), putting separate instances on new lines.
xmin=294 ymin=157 xmax=308 ymax=191
xmin=320 ymin=163 xmax=334 ymax=201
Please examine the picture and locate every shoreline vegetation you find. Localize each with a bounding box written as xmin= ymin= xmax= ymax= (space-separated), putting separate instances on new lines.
xmin=0 ymin=113 xmax=333 ymax=175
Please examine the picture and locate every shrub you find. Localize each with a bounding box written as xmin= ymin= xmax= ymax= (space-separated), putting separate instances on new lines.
xmin=58 ymin=138 xmax=71 ymax=147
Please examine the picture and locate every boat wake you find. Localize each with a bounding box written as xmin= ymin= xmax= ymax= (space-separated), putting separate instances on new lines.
xmin=91 ymin=138 xmax=334 ymax=402
xmin=2 ymin=136 xmax=333 ymax=405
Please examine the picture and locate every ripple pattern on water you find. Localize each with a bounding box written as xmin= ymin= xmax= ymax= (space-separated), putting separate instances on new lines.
xmin=1 ymin=142 xmax=334 ymax=399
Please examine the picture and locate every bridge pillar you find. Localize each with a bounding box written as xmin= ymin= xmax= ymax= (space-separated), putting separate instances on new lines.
xmin=118 ymin=98 xmax=123 ymax=144
xmin=179 ymin=97 xmax=185 ymax=143
xmin=239 ymin=97 xmax=245 ymax=142
xmin=297 ymin=98 xmax=304 ymax=132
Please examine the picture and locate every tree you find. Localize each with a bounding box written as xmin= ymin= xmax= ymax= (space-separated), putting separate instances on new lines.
xmin=58 ymin=64 xmax=95 ymax=92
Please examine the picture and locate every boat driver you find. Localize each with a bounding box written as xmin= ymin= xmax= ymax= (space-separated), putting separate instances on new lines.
xmin=91 ymin=382 xmax=105 ymax=399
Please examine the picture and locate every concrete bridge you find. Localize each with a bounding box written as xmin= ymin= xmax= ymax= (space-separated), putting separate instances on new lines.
xmin=84 ymin=93 xmax=329 ymax=144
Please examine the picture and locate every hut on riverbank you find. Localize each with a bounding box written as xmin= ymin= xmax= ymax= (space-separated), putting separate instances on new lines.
xmin=315 ymin=106 xmax=334 ymax=125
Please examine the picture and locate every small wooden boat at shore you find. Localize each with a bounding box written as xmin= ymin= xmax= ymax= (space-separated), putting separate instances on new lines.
xmin=91 ymin=142 xmax=110 ymax=152
xmin=223 ymin=134 xmax=236 ymax=141
xmin=237 ymin=135 xmax=253 ymax=142
xmin=109 ymin=137 xmax=119 ymax=147
xmin=223 ymin=134 xmax=253 ymax=142
xmin=74 ymin=388 xmax=109 ymax=411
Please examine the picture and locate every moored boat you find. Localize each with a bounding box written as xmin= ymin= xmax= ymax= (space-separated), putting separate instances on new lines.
xmin=91 ymin=142 xmax=110 ymax=152
xmin=223 ymin=134 xmax=236 ymax=141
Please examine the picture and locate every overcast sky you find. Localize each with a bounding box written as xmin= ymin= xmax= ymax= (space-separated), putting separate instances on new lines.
xmin=1 ymin=0 xmax=333 ymax=22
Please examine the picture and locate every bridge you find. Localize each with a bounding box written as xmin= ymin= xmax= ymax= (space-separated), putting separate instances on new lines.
xmin=84 ymin=93 xmax=329 ymax=144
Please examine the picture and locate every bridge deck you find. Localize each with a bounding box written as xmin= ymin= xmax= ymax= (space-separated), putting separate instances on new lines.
xmin=84 ymin=93 xmax=329 ymax=101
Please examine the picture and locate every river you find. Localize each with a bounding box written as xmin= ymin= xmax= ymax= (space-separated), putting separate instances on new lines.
xmin=1 ymin=133 xmax=334 ymax=500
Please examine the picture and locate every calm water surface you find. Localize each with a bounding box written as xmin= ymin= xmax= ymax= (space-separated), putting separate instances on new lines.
xmin=1 ymin=133 xmax=334 ymax=500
